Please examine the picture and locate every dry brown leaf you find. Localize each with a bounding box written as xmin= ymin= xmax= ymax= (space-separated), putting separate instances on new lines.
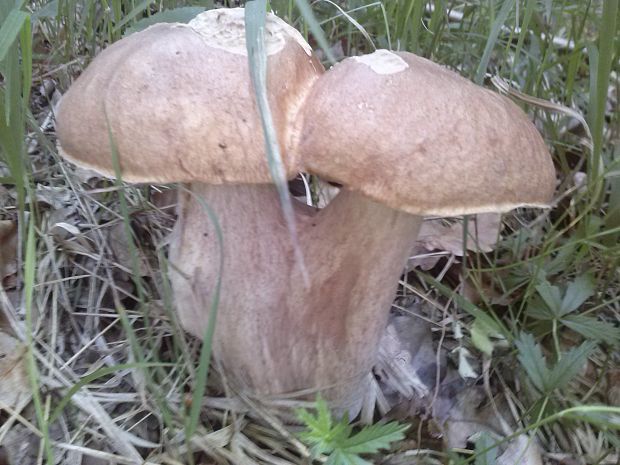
xmin=47 ymin=207 xmax=94 ymax=257
xmin=0 ymin=220 xmax=18 ymax=284
xmin=80 ymin=441 xmax=115 ymax=465
xmin=497 ymin=435 xmax=543 ymax=465
xmin=0 ymin=423 xmax=39 ymax=465
xmin=462 ymin=272 xmax=509 ymax=306
xmin=47 ymin=205 xmax=78 ymax=228
xmin=607 ymin=368 xmax=620 ymax=406
xmin=290 ymin=175 xmax=340 ymax=209
xmin=26 ymin=185 xmax=74 ymax=209
xmin=375 ymin=314 xmax=445 ymax=405
xmin=418 ymin=213 xmax=502 ymax=255
xmin=431 ymin=372 xmax=486 ymax=447
xmin=411 ymin=213 xmax=502 ymax=269
xmin=312 ymin=178 xmax=340 ymax=209
xmin=1 ymin=422 xmax=67 ymax=465
xmin=431 ymin=372 xmax=542 ymax=465
xmin=0 ymin=185 xmax=10 ymax=208
xmin=72 ymin=165 xmax=102 ymax=185
xmin=0 ymin=331 xmax=30 ymax=412
xmin=106 ymin=221 xmax=149 ymax=276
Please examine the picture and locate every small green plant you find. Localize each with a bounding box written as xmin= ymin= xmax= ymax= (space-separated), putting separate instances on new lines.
xmin=526 ymin=275 xmax=620 ymax=347
xmin=473 ymin=432 xmax=498 ymax=465
xmin=515 ymin=332 xmax=596 ymax=396
xmin=296 ymin=397 xmax=409 ymax=465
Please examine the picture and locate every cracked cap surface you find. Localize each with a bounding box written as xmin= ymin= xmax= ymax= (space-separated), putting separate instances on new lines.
xmin=56 ymin=8 xmax=323 ymax=184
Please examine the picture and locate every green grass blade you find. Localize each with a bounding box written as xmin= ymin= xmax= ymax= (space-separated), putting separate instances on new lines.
xmin=0 ymin=9 xmax=29 ymax=62
xmin=50 ymin=362 xmax=173 ymax=423
xmin=245 ymin=0 xmax=309 ymax=284
xmin=112 ymin=0 xmax=155 ymax=32
xmin=294 ymin=0 xmax=336 ymax=63
xmin=124 ymin=6 xmax=207 ymax=35
xmin=418 ymin=271 xmax=510 ymax=339
xmin=594 ymin=0 xmax=619 ymax=214
xmin=315 ymin=0 xmax=376 ymax=50
xmin=0 ymin=81 xmax=27 ymax=219
xmin=606 ymin=149 xmax=620 ymax=241
xmin=584 ymin=5 xmax=616 ymax=206
xmin=24 ymin=217 xmax=55 ymax=464
xmin=475 ymin=0 xmax=515 ymax=84
xmin=511 ymin=0 xmax=535 ymax=77
xmin=105 ymin=114 xmax=177 ymax=431
xmin=19 ymin=12 xmax=31 ymax=104
xmin=408 ymin=0 xmax=424 ymax=53
xmin=474 ymin=432 xmax=498 ymax=465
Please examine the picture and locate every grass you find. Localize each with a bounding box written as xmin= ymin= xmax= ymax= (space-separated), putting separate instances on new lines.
xmin=0 ymin=0 xmax=619 ymax=464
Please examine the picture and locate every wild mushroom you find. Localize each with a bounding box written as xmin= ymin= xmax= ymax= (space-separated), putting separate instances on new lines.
xmin=56 ymin=8 xmax=555 ymax=416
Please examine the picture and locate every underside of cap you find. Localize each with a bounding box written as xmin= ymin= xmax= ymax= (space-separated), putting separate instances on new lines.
xmin=56 ymin=8 xmax=322 ymax=184
xmin=294 ymin=50 xmax=556 ymax=216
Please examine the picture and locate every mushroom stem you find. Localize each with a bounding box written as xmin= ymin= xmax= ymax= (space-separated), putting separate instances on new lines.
xmin=170 ymin=183 xmax=422 ymax=414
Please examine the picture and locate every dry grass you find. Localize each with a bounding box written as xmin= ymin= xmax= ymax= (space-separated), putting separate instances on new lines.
xmin=0 ymin=1 xmax=619 ymax=464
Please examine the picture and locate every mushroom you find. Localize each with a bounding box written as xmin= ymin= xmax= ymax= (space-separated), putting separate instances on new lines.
xmin=56 ymin=8 xmax=555 ymax=416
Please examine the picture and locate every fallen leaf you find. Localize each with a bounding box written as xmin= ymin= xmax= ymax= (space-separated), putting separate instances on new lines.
xmin=419 ymin=213 xmax=502 ymax=255
xmin=43 ymin=207 xmax=95 ymax=257
xmin=50 ymin=221 xmax=81 ymax=237
xmin=26 ymin=185 xmax=74 ymax=209
xmin=47 ymin=205 xmax=78 ymax=228
xmin=72 ymin=165 xmax=102 ymax=185
xmin=431 ymin=371 xmax=486 ymax=447
xmin=105 ymin=221 xmax=149 ymax=276
xmin=462 ymin=272 xmax=510 ymax=306
xmin=497 ymin=434 xmax=543 ymax=465
xmin=376 ymin=315 xmax=440 ymax=403
xmin=0 ymin=220 xmax=18 ymax=284
xmin=457 ymin=347 xmax=479 ymax=379
xmin=0 ymin=185 xmax=10 ymax=207
xmin=0 ymin=424 xmax=38 ymax=465
xmin=607 ymin=368 xmax=620 ymax=406
xmin=0 ymin=422 xmax=66 ymax=465
xmin=411 ymin=213 xmax=502 ymax=269
xmin=432 ymin=371 xmax=543 ymax=465
xmin=49 ymin=221 xmax=94 ymax=256
xmin=290 ymin=175 xmax=340 ymax=209
xmin=0 ymin=330 xmax=30 ymax=412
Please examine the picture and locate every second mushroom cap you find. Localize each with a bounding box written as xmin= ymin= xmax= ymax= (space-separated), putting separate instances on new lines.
xmin=293 ymin=49 xmax=556 ymax=215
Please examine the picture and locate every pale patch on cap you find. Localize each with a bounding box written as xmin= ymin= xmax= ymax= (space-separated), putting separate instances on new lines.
xmin=352 ymin=49 xmax=409 ymax=74
xmin=188 ymin=7 xmax=312 ymax=57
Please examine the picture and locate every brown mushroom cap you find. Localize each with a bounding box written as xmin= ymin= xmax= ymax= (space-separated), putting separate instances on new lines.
xmin=294 ymin=50 xmax=556 ymax=216
xmin=56 ymin=8 xmax=323 ymax=184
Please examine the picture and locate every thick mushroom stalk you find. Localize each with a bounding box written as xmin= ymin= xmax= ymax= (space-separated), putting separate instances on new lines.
xmin=170 ymin=184 xmax=422 ymax=413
